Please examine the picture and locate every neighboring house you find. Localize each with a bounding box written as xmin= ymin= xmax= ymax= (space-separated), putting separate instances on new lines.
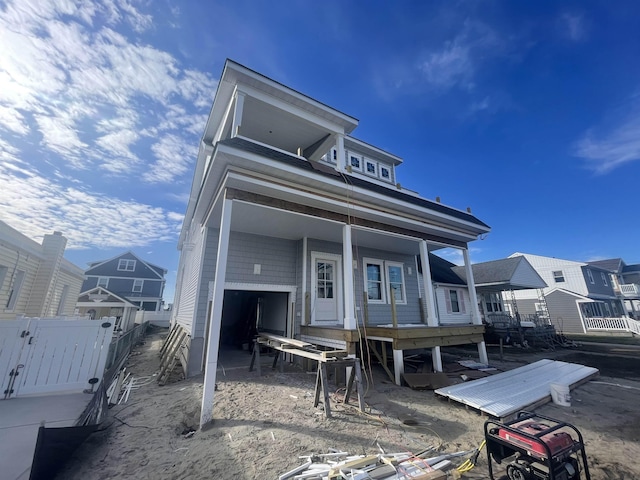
xmin=172 ymin=57 xmax=491 ymax=400
xmin=79 ymin=252 xmax=167 ymax=313
xmin=588 ymin=258 xmax=640 ymax=319
xmin=75 ymin=286 xmax=139 ymax=332
xmin=0 ymin=220 xmax=85 ymax=320
xmin=451 ymin=255 xmax=548 ymax=324
xmin=506 ymin=253 xmax=627 ymax=334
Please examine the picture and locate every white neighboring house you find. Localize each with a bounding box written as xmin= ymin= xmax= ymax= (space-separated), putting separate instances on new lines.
xmin=506 ymin=252 xmax=627 ymax=334
xmin=0 ymin=220 xmax=85 ymax=320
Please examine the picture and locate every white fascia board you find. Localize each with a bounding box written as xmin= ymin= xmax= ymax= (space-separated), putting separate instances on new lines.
xmin=345 ymin=136 xmax=403 ymax=166
xmin=224 ymin=60 xmax=358 ymax=132
xmin=220 ymin=171 xmax=481 ymax=243
xmin=211 ymin=142 xmax=488 ymax=235
xmin=237 ymin=84 xmax=347 ymax=135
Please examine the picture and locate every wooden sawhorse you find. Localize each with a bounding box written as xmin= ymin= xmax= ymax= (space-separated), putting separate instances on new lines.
xmin=249 ymin=334 xmax=365 ymax=418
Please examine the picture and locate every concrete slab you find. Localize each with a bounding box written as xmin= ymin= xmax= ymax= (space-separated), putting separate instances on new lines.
xmin=0 ymin=393 xmax=91 ymax=480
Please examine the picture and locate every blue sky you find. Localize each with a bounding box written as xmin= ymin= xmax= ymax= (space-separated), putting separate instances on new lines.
xmin=1 ymin=1 xmax=639 ymax=303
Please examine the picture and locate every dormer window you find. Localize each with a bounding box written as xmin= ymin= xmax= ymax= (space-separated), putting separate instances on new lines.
xmin=332 ymin=149 xmax=337 ymax=161
xmin=118 ymin=259 xmax=136 ymax=271
xmin=366 ymin=160 xmax=377 ymax=176
xmin=350 ymin=155 xmax=361 ymax=170
xmin=380 ymin=166 xmax=390 ymax=179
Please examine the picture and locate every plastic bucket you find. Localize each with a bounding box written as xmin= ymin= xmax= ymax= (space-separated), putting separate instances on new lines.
xmin=550 ymin=383 xmax=571 ymax=407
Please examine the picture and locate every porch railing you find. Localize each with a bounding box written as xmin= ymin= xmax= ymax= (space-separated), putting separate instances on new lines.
xmin=583 ymin=316 xmax=640 ymax=335
xmin=619 ymin=283 xmax=640 ymax=298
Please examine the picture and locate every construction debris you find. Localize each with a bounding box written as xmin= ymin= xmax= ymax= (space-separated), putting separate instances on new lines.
xmin=277 ymin=448 xmax=471 ymax=480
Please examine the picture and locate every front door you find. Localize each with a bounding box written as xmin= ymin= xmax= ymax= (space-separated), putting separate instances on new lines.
xmin=311 ymin=252 xmax=343 ymax=324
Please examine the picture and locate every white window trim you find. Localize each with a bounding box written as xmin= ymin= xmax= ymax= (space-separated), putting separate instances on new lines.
xmin=386 ymin=261 xmax=407 ymax=305
xmin=97 ymin=277 xmax=109 ymax=288
xmin=6 ymin=270 xmax=25 ymax=311
xmin=552 ymin=270 xmax=565 ymax=283
xmin=445 ymin=287 xmax=467 ymax=314
xmin=601 ymin=272 xmax=608 ymax=286
xmin=0 ymin=266 xmax=7 ymax=293
xmin=379 ymin=165 xmax=391 ymax=181
xmin=363 ymin=258 xmax=386 ymax=304
xmin=587 ymin=269 xmax=595 ymax=284
xmin=133 ymin=279 xmax=144 ymax=292
xmin=365 ymin=159 xmax=377 ymax=177
xmin=348 ymin=153 xmax=363 ymax=172
xmin=56 ymin=285 xmax=69 ymax=316
xmin=117 ymin=259 xmax=136 ymax=271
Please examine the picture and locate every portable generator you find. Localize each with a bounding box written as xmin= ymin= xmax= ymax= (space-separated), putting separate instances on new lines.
xmin=484 ymin=411 xmax=591 ymax=480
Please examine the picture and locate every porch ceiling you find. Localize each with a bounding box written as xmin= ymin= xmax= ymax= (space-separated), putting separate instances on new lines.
xmin=230 ymin=201 xmax=428 ymax=255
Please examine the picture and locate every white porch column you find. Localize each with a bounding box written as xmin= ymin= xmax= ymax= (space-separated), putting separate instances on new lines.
xmin=336 ymin=134 xmax=345 ymax=172
xmin=301 ymin=237 xmax=308 ymax=325
xmin=342 ymin=225 xmax=356 ymax=330
xmin=419 ymin=240 xmax=443 ymax=372
xmin=462 ymin=248 xmax=489 ymax=365
xmin=231 ymin=91 xmax=245 ymax=137
xmin=200 ymin=196 xmax=233 ymax=429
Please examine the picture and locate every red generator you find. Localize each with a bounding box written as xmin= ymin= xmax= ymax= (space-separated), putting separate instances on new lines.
xmin=484 ymin=411 xmax=591 ymax=480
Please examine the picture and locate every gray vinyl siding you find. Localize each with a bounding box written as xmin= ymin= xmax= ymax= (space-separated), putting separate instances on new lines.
xmin=303 ymin=240 xmax=421 ymax=326
xmin=582 ymin=267 xmax=617 ymax=297
xmin=194 ymin=227 xmax=218 ymax=339
xmin=514 ymin=298 xmax=538 ymax=316
xmin=545 ymin=291 xmax=586 ymax=334
xmin=226 ymin=232 xmax=298 ymax=285
xmin=174 ymin=225 xmax=207 ymax=336
xmin=354 ymin=247 xmax=421 ymax=325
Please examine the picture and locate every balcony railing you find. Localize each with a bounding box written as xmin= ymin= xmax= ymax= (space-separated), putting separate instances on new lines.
xmin=619 ymin=284 xmax=640 ymax=298
xmin=584 ymin=316 xmax=640 ymax=335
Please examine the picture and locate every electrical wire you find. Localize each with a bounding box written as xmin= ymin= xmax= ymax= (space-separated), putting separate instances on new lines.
xmin=456 ymin=440 xmax=486 ymax=474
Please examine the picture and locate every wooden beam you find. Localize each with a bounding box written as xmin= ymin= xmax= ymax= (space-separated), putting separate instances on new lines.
xmin=394 ymin=333 xmax=484 ymax=350
xmin=367 ymin=339 xmax=395 ymax=383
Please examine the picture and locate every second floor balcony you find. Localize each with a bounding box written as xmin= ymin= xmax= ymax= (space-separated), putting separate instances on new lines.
xmin=619 ymin=283 xmax=640 ymax=298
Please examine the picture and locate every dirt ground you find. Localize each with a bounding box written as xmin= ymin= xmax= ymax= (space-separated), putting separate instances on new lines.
xmin=57 ymin=327 xmax=640 ymax=480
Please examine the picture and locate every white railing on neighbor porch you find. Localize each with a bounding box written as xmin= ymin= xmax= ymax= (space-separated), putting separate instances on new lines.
xmin=619 ymin=284 xmax=640 ymax=298
xmin=584 ymin=316 xmax=640 ymax=335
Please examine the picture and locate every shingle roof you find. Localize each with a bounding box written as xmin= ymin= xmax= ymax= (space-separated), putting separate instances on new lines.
xmin=452 ymin=256 xmax=522 ymax=285
xmin=426 ymin=253 xmax=466 ymax=285
xmin=219 ymin=137 xmax=490 ymax=229
xmin=587 ymin=258 xmax=624 ymax=273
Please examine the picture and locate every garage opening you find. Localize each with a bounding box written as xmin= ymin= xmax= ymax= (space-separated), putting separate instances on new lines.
xmin=219 ymin=290 xmax=289 ymax=350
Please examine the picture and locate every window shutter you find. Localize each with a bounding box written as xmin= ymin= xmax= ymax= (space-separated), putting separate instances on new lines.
xmin=459 ymin=290 xmax=466 ymax=313
xmin=445 ymin=290 xmax=452 ymax=314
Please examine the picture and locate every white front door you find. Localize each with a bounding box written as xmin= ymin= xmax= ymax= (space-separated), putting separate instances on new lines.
xmin=311 ymin=252 xmax=343 ymax=324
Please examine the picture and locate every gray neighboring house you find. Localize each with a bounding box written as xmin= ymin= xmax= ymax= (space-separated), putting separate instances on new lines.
xmin=78 ymin=252 xmax=167 ymax=317
xmin=506 ymin=253 xmax=629 ymax=334
xmin=172 ymin=59 xmax=493 ymax=389
xmin=451 ymin=255 xmax=548 ymax=323
xmin=588 ymin=258 xmax=640 ymax=319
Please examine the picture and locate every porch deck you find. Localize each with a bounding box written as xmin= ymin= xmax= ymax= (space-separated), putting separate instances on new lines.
xmin=300 ymin=324 xmax=485 ymax=385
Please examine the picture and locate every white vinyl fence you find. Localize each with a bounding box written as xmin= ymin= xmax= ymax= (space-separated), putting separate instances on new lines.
xmin=135 ymin=310 xmax=171 ymax=327
xmin=1 ymin=316 xmax=115 ymax=399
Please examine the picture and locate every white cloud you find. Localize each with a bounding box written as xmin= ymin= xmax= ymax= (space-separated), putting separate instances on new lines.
xmin=574 ymin=105 xmax=640 ymax=174
xmin=0 ymin=105 xmax=29 ymax=135
xmin=145 ymin=134 xmax=196 ymax=183
xmin=0 ymin=0 xmax=216 ymax=182
xmin=417 ymin=20 xmax=502 ymax=91
xmin=0 ymin=162 xmax=183 ymax=249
